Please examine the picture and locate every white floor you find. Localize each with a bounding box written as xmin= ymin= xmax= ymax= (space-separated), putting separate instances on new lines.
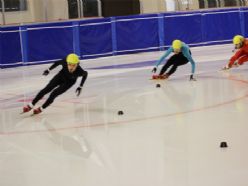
xmin=1 ymin=44 xmax=248 ymax=186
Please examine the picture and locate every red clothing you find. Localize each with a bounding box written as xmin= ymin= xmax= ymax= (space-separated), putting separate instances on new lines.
xmin=229 ymin=39 xmax=248 ymax=67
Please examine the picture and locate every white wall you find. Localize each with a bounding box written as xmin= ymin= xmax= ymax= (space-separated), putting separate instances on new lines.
xmin=1 ymin=0 xmax=69 ymax=25
xmin=140 ymin=0 xmax=166 ymax=13
xmin=178 ymin=0 xmax=200 ymax=11
xmin=3 ymin=0 xmax=35 ymax=25
xmin=45 ymin=0 xmax=68 ymax=22
xmin=139 ymin=0 xmax=200 ymax=13
xmin=32 ymin=0 xmax=69 ymax=23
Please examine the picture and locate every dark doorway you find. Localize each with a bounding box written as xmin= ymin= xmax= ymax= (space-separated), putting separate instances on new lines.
xmin=101 ymin=0 xmax=140 ymax=17
xmin=224 ymin=0 xmax=238 ymax=7
xmin=83 ymin=0 xmax=99 ymax=17
xmin=0 ymin=0 xmax=27 ymax=12
xmin=68 ymin=0 xmax=79 ymax=19
xmin=208 ymin=0 xmax=218 ymax=8
xmin=198 ymin=0 xmax=205 ymax=9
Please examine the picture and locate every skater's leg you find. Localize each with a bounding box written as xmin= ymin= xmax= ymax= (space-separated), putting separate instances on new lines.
xmin=167 ymin=65 xmax=178 ymax=76
xmin=167 ymin=53 xmax=189 ymax=76
xmin=41 ymin=83 xmax=74 ymax=109
xmin=32 ymin=75 xmax=61 ymax=106
xmin=159 ymin=54 xmax=178 ymax=75
xmin=22 ymin=75 xmax=61 ymax=113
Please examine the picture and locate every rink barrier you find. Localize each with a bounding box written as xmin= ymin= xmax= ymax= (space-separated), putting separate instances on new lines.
xmin=0 ymin=7 xmax=248 ymax=68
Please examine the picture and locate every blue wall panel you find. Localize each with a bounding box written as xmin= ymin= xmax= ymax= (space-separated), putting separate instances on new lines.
xmin=79 ymin=22 xmax=112 ymax=58
xmin=27 ymin=25 xmax=74 ymax=63
xmin=242 ymin=10 xmax=248 ymax=38
xmin=203 ymin=11 xmax=241 ymax=42
xmin=163 ymin=14 xmax=202 ymax=46
xmin=1 ymin=27 xmax=22 ymax=67
xmin=116 ymin=17 xmax=159 ymax=52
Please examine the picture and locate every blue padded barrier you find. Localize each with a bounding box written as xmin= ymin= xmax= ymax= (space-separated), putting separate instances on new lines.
xmin=26 ymin=22 xmax=74 ymax=65
xmin=163 ymin=14 xmax=202 ymax=47
xmin=1 ymin=8 xmax=248 ymax=68
xmin=202 ymin=10 xmax=241 ymax=43
xmin=241 ymin=7 xmax=248 ymax=38
xmin=1 ymin=26 xmax=22 ymax=68
xmin=79 ymin=18 xmax=113 ymax=59
xmin=115 ymin=14 xmax=160 ymax=54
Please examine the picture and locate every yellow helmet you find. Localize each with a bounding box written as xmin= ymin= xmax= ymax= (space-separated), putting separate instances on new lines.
xmin=172 ymin=40 xmax=182 ymax=50
xmin=233 ymin=35 xmax=244 ymax=45
xmin=66 ymin=53 xmax=79 ymax=65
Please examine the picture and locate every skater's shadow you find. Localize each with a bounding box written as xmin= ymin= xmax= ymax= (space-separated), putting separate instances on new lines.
xmin=220 ymin=70 xmax=247 ymax=81
xmin=160 ymin=82 xmax=196 ymax=109
xmin=42 ymin=119 xmax=92 ymax=158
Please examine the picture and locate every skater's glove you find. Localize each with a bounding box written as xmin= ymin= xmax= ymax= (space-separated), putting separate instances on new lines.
xmin=222 ymin=65 xmax=230 ymax=70
xmin=43 ymin=69 xmax=50 ymax=76
xmin=151 ymin=67 xmax=157 ymax=73
xmin=76 ymin=87 xmax=82 ymax=96
xmin=189 ymin=74 xmax=196 ymax=81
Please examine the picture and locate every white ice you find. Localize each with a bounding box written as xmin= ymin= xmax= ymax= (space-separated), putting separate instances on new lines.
xmin=1 ymin=44 xmax=248 ymax=186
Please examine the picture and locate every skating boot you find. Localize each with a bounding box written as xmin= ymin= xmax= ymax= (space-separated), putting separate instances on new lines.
xmin=158 ymin=74 xmax=169 ymax=79
xmin=22 ymin=105 xmax=32 ymax=114
xmin=33 ymin=107 xmax=42 ymax=115
xmin=152 ymin=74 xmax=160 ymax=79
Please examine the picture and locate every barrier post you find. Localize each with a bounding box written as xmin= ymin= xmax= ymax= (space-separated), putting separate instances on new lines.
xmin=201 ymin=13 xmax=206 ymax=45
xmin=158 ymin=13 xmax=165 ymax=51
xmin=111 ymin=17 xmax=117 ymax=55
xmin=72 ymin=21 xmax=81 ymax=58
xmin=239 ymin=8 xmax=245 ymax=37
xmin=19 ymin=26 xmax=28 ymax=65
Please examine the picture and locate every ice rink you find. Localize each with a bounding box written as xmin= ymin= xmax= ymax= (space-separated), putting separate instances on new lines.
xmin=1 ymin=44 xmax=248 ymax=186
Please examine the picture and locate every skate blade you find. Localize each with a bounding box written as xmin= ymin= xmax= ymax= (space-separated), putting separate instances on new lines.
xmin=149 ymin=78 xmax=167 ymax=80
xmin=20 ymin=110 xmax=33 ymax=114
xmin=30 ymin=113 xmax=42 ymax=116
xmin=20 ymin=111 xmax=28 ymax=114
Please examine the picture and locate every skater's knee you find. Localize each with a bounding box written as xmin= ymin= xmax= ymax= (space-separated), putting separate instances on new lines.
xmin=50 ymin=87 xmax=67 ymax=98
xmin=50 ymin=90 xmax=60 ymax=98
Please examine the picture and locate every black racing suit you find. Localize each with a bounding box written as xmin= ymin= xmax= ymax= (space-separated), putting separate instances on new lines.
xmin=159 ymin=51 xmax=191 ymax=76
xmin=32 ymin=59 xmax=88 ymax=109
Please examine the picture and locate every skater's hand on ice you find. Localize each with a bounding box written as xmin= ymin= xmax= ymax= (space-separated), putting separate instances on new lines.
xmin=222 ymin=65 xmax=230 ymax=70
xmin=151 ymin=67 xmax=157 ymax=73
xmin=76 ymin=87 xmax=82 ymax=96
xmin=43 ymin=69 xmax=50 ymax=76
xmin=189 ymin=74 xmax=196 ymax=81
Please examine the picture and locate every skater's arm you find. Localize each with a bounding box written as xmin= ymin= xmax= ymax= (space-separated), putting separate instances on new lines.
xmin=75 ymin=70 xmax=88 ymax=96
xmin=43 ymin=59 xmax=64 ymax=76
xmin=79 ymin=70 xmax=88 ymax=87
xmin=48 ymin=59 xmax=64 ymax=71
xmin=228 ymin=49 xmax=243 ymax=67
xmin=184 ymin=49 xmax=196 ymax=74
xmin=155 ymin=47 xmax=173 ymax=67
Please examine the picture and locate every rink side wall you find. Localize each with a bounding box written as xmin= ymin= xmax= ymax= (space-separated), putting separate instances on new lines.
xmin=1 ymin=7 xmax=248 ymax=68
